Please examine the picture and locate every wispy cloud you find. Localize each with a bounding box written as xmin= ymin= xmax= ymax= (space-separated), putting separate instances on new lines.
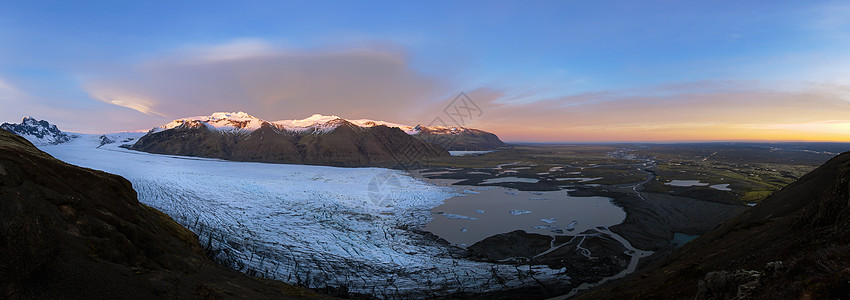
xmin=0 ymin=78 xmax=18 ymax=94
xmin=183 ymin=38 xmax=277 ymax=62
xmin=0 ymin=75 xmax=173 ymax=133
xmin=83 ymin=40 xmax=453 ymax=124
xmin=85 ymin=87 xmax=167 ymax=117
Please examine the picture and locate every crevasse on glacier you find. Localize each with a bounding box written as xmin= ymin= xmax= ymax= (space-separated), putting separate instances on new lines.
xmin=43 ymin=134 xmax=571 ymax=298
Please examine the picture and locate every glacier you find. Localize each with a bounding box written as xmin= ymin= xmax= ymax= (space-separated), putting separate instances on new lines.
xmin=40 ymin=134 xmax=571 ymax=298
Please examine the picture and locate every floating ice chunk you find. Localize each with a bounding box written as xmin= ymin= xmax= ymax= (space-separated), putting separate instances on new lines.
xmin=460 ymin=227 xmax=468 ymax=232
xmin=475 ymin=209 xmax=485 ymax=214
xmin=532 ymin=225 xmax=558 ymax=230
xmin=541 ymin=218 xmax=558 ymax=224
xmin=463 ymin=189 xmax=480 ymax=194
xmin=534 ymin=225 xmax=566 ymax=234
xmin=435 ymin=212 xmax=478 ymax=220
xmin=565 ymin=220 xmax=578 ymax=231
xmin=509 ymin=210 xmax=532 ymax=216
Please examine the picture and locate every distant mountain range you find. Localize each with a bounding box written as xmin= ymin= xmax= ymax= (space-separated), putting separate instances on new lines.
xmin=130 ymin=112 xmax=505 ymax=167
xmin=1 ymin=117 xmax=75 ymax=146
xmin=0 ymin=112 xmax=505 ymax=167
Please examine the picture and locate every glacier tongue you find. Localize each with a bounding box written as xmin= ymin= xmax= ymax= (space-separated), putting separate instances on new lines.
xmin=40 ymin=134 xmax=570 ymax=297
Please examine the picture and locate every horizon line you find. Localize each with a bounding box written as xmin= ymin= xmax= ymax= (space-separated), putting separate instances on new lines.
xmin=503 ymin=139 xmax=850 ymax=144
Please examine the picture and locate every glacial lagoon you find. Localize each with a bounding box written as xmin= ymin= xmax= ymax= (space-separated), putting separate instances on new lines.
xmin=422 ymin=184 xmax=626 ymax=246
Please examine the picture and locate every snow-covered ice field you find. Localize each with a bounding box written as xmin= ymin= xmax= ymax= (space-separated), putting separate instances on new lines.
xmin=40 ymin=134 xmax=570 ymax=298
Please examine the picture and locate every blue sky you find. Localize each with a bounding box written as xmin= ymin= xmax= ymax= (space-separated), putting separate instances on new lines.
xmin=2 ymin=1 xmax=850 ymax=141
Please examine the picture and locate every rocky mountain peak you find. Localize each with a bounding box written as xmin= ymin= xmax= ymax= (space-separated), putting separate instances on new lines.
xmin=0 ymin=117 xmax=74 ymax=146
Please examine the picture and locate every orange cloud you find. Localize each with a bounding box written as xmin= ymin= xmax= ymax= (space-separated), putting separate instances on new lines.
xmin=83 ymin=41 xmax=450 ymax=124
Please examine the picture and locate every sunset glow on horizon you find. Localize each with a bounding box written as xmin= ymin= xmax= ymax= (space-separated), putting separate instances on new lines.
xmin=2 ymin=1 xmax=850 ymax=142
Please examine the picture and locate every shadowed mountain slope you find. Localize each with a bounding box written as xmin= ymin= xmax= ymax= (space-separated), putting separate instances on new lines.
xmin=131 ymin=116 xmax=449 ymax=167
xmin=578 ymin=151 xmax=850 ymax=299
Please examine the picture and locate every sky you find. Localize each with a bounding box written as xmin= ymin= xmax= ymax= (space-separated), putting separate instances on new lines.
xmin=2 ymin=0 xmax=850 ymax=142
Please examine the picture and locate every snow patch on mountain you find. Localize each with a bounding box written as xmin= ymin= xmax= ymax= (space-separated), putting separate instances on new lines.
xmin=152 ymin=111 xmax=265 ymax=133
xmin=349 ymin=118 xmax=419 ymax=134
xmin=272 ymin=114 xmax=350 ymax=133
xmin=98 ymin=131 xmax=147 ymax=148
xmin=151 ymin=112 xmax=455 ymax=136
xmin=1 ymin=117 xmax=76 ymax=146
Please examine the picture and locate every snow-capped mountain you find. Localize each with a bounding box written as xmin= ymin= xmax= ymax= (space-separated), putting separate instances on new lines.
xmin=0 ymin=117 xmax=76 ymax=146
xmin=132 ymin=112 xmax=452 ymax=167
xmin=144 ymin=112 xmax=504 ymax=150
xmin=151 ymin=112 xmax=421 ymax=135
xmin=151 ymin=111 xmax=266 ymax=133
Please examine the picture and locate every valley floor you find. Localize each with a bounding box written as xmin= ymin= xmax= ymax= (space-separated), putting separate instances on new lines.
xmin=39 ymin=136 xmax=838 ymax=298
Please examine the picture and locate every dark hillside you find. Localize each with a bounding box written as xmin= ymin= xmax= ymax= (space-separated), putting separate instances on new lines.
xmin=0 ymin=129 xmax=329 ymax=299
xmin=579 ymin=151 xmax=850 ymax=299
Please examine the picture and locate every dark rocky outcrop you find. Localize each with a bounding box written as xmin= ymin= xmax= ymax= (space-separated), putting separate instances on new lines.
xmin=694 ymin=261 xmax=786 ymax=300
xmin=465 ymin=230 xmax=630 ymax=298
xmin=414 ymin=126 xmax=506 ymax=151
xmin=578 ymin=151 xmax=850 ymax=299
xmin=0 ymin=129 xmax=328 ymax=299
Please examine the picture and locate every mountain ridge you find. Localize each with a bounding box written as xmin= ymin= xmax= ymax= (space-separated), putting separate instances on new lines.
xmin=131 ymin=112 xmax=449 ymax=167
xmin=1 ymin=117 xmax=75 ymax=146
xmin=128 ymin=111 xmax=506 ymax=167
xmin=147 ymin=112 xmax=506 ymax=150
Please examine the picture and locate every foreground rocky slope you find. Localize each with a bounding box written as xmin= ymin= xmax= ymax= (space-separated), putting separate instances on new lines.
xmin=578 ymin=151 xmax=850 ymax=299
xmin=0 ymin=129 xmax=325 ymax=299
